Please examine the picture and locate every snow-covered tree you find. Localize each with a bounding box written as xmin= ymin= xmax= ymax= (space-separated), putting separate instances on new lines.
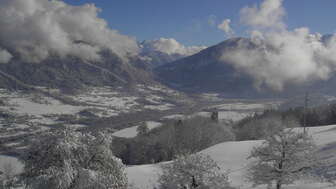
xmin=22 ymin=128 xmax=127 ymax=189
xmin=157 ymin=153 xmax=234 ymax=189
xmin=247 ymin=129 xmax=318 ymax=189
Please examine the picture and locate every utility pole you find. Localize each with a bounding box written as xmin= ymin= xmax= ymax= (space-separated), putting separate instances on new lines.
xmin=303 ymin=92 xmax=309 ymax=134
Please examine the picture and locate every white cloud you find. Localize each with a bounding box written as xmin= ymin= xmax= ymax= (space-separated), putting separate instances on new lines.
xmin=141 ymin=38 xmax=206 ymax=56
xmin=240 ymin=0 xmax=285 ymax=30
xmin=0 ymin=0 xmax=139 ymax=63
xmin=217 ymin=19 xmax=234 ymax=36
xmin=0 ymin=48 xmax=12 ymax=64
xmin=221 ymin=0 xmax=336 ymax=91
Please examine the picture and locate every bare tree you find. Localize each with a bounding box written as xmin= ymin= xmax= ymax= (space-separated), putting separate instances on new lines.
xmin=247 ymin=129 xmax=318 ymax=189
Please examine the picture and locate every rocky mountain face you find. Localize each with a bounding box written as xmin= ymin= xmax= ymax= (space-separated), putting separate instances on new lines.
xmin=0 ymin=51 xmax=155 ymax=93
xmin=139 ymin=50 xmax=185 ymax=68
xmin=155 ymin=38 xmax=259 ymax=97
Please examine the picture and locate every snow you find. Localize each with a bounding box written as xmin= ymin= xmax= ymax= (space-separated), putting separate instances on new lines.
xmin=201 ymin=140 xmax=261 ymax=187
xmin=200 ymin=93 xmax=222 ymax=101
xmin=144 ymin=104 xmax=174 ymax=111
xmin=65 ymin=124 xmax=87 ymax=129
xmin=163 ymin=111 xmax=249 ymax=123
xmin=112 ymin=121 xmax=162 ymax=138
xmin=0 ymin=155 xmax=24 ymax=175
xmin=127 ymin=164 xmax=161 ymax=188
xmin=126 ymin=125 xmax=336 ymax=189
xmin=1 ymin=124 xmax=335 ymax=188
xmin=161 ymin=114 xmax=185 ymax=120
xmin=194 ymin=111 xmax=249 ymax=122
xmin=211 ymin=102 xmax=276 ymax=111
xmin=72 ymin=87 xmax=140 ymax=117
xmin=146 ymin=94 xmax=164 ymax=104
xmin=4 ymin=97 xmax=85 ymax=116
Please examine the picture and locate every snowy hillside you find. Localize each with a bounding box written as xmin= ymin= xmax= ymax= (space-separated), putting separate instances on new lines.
xmin=127 ymin=125 xmax=336 ymax=189
xmin=112 ymin=121 xmax=162 ymax=138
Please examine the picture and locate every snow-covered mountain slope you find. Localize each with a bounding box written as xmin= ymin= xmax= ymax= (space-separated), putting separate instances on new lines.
xmin=127 ymin=125 xmax=336 ymax=189
xmin=0 ymin=51 xmax=155 ymax=92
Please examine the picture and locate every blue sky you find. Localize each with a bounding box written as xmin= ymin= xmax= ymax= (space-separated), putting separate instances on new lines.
xmin=64 ymin=0 xmax=336 ymax=46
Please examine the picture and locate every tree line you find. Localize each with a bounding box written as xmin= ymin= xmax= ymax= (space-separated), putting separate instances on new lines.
xmin=113 ymin=116 xmax=235 ymax=165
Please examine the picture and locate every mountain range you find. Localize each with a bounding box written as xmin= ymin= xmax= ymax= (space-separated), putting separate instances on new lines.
xmin=155 ymin=37 xmax=336 ymax=98
xmin=1 ymin=37 xmax=336 ymax=98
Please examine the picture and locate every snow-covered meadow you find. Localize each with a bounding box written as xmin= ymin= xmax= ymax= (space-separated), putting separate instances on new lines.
xmin=2 ymin=125 xmax=336 ymax=189
xmin=127 ymin=125 xmax=336 ymax=189
xmin=112 ymin=121 xmax=162 ymax=138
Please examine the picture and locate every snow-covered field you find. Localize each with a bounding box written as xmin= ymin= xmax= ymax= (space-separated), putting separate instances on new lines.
xmin=127 ymin=125 xmax=336 ymax=189
xmin=112 ymin=121 xmax=162 ymax=138
xmin=0 ymin=85 xmax=191 ymax=151
xmin=162 ymin=110 xmax=250 ymax=123
xmin=0 ymin=85 xmax=184 ymax=121
xmin=0 ymin=89 xmax=85 ymax=116
xmin=210 ymin=102 xmax=279 ymax=111
xmin=0 ymin=155 xmax=24 ymax=175
xmin=195 ymin=111 xmax=250 ymax=122
xmin=5 ymin=97 xmax=84 ymax=116
xmin=71 ymin=87 xmax=140 ymax=117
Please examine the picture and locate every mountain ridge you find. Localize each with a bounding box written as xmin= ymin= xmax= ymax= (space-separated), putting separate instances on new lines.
xmin=155 ymin=37 xmax=336 ymax=98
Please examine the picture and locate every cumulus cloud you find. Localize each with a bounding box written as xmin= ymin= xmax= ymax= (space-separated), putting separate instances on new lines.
xmin=0 ymin=0 xmax=139 ymax=63
xmin=218 ymin=19 xmax=234 ymax=36
xmin=141 ymin=38 xmax=206 ymax=56
xmin=0 ymin=48 xmax=12 ymax=64
xmin=240 ymin=0 xmax=285 ymax=30
xmin=221 ymin=0 xmax=336 ymax=91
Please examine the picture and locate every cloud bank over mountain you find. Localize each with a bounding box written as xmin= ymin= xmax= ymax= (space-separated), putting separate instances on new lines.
xmin=221 ymin=0 xmax=336 ymax=91
xmin=0 ymin=0 xmax=139 ymax=63
xmin=141 ymin=38 xmax=206 ymax=56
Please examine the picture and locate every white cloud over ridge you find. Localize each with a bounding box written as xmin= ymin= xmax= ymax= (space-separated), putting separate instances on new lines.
xmin=221 ymin=0 xmax=336 ymax=91
xmin=218 ymin=19 xmax=234 ymax=36
xmin=141 ymin=38 xmax=206 ymax=56
xmin=0 ymin=0 xmax=139 ymax=63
